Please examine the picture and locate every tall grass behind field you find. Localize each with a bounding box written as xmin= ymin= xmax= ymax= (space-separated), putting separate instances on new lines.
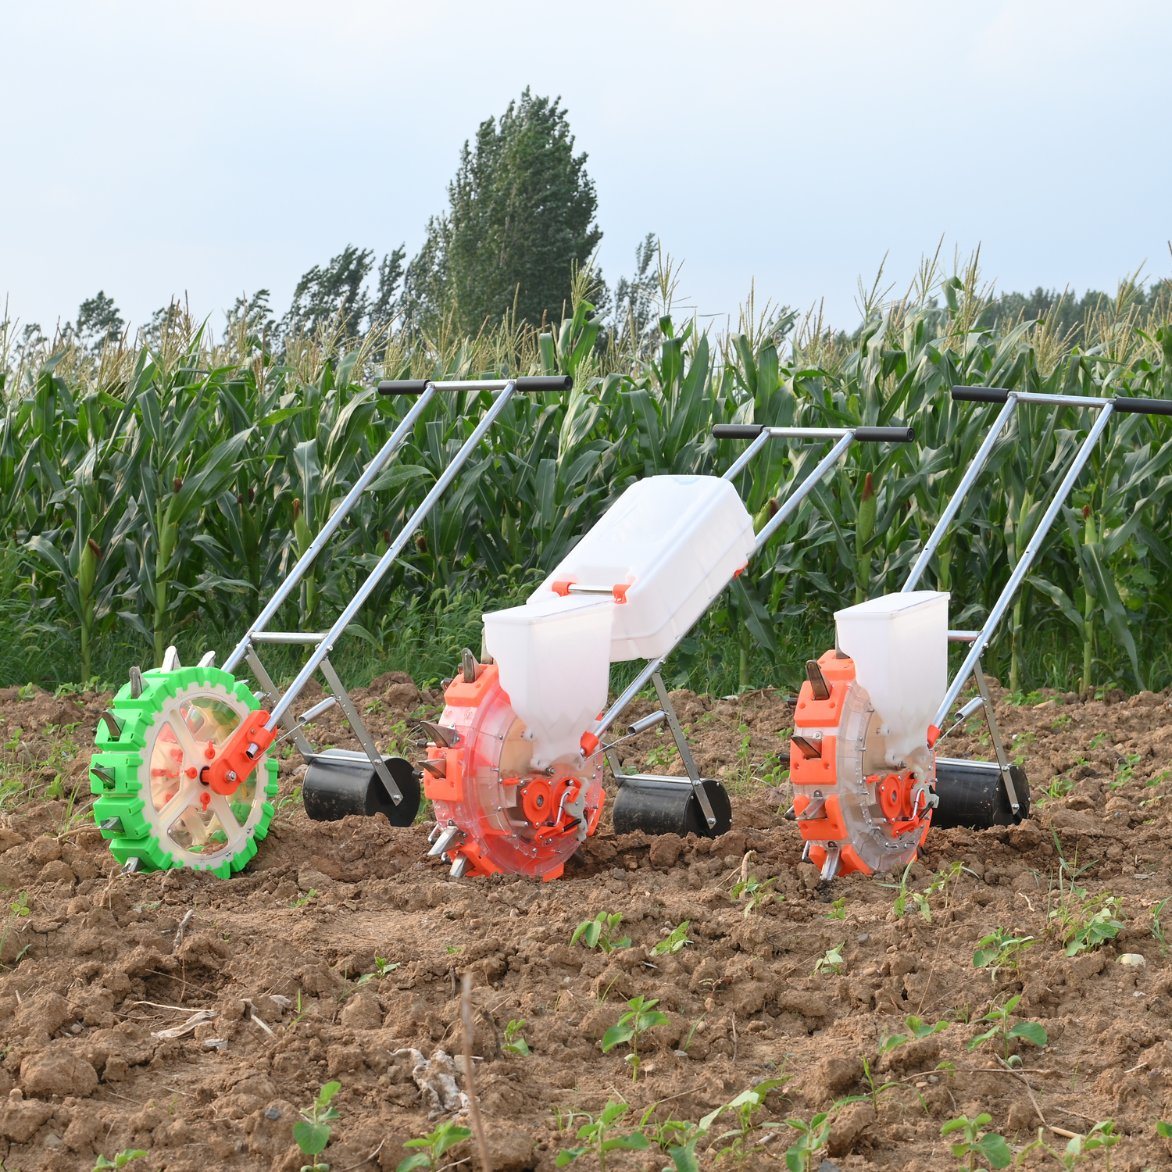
xmin=1 ymin=265 xmax=1170 ymax=696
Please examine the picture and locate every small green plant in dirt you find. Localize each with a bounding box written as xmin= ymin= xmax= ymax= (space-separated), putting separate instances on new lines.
xmin=1153 ymin=898 xmax=1169 ymax=955
xmin=600 ymin=995 xmax=669 ymax=1082
xmin=695 ymin=1077 xmax=787 ymax=1160
xmin=644 ymin=735 xmax=677 ymax=774
xmin=93 ymin=1152 xmax=147 ymax=1171
xmin=275 ymin=783 xmax=304 ymax=817
xmin=640 ymin=1109 xmax=702 ymax=1171
xmin=824 ymin=896 xmax=847 ymax=921
xmin=940 ymin=1113 xmax=1012 ymax=1169
xmin=572 ymin=910 xmax=631 ymax=953
xmin=881 ymin=1013 xmax=950 ymax=1053
xmin=859 ymin=1057 xmax=899 ymax=1110
xmin=355 ymin=956 xmax=400 ymax=986
xmin=814 ymin=943 xmax=845 ymax=975
xmin=1040 ymin=775 xmax=1075 ymax=804
xmin=1058 ymin=1121 xmax=1119 ymax=1167
xmin=720 ymin=721 xmax=755 ymax=791
xmin=502 ymin=1018 xmax=531 ymax=1056
xmin=8 ymin=891 xmax=29 ymax=918
xmin=731 ymin=872 xmax=778 ymax=916
xmin=555 ymin=1101 xmax=648 ymax=1168
xmin=770 ymin=1110 xmax=832 ymax=1171
xmin=966 ymin=995 xmax=1048 ymax=1064
xmin=1050 ymin=889 xmax=1123 ymax=956
xmin=291 ymin=888 xmax=318 ymax=909
xmin=293 ymin=1080 xmax=341 ymax=1172
xmin=882 ymin=862 xmax=919 ymax=920
xmin=651 ymin=920 xmax=692 ymax=956
xmin=397 ymin=1120 xmax=472 ymax=1172
xmin=972 ymin=928 xmax=1035 ymax=980
xmin=885 ymin=861 xmax=964 ymax=922
xmin=1111 ymin=751 xmax=1142 ymax=789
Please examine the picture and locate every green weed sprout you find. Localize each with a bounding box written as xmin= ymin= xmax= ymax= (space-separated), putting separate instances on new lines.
xmin=397 ymin=1120 xmax=471 ymax=1171
xmin=555 ymin=1102 xmax=648 ymax=1169
xmin=600 ymin=995 xmax=669 ymax=1081
xmin=293 ymin=1081 xmax=341 ymax=1172
xmin=941 ymin=1113 xmax=1012 ymax=1169
xmin=571 ymin=910 xmax=630 ymax=953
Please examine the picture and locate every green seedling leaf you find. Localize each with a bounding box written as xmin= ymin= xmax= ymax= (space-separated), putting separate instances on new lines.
xmin=976 ymin=1132 xmax=1013 ymax=1168
xmin=292 ymin=1120 xmax=331 ymax=1157
xmin=1009 ymin=1021 xmax=1048 ymax=1047
xmin=316 ymin=1080 xmax=341 ymax=1110
xmin=600 ymin=1023 xmax=633 ymax=1053
xmin=666 ymin=1138 xmax=701 ymax=1172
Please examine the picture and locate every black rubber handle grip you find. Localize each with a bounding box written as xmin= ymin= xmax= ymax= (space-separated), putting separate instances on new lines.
xmin=377 ymin=379 xmax=430 ymax=395
xmin=1112 ymin=395 xmax=1172 ymax=417
xmin=515 ymin=375 xmax=573 ymax=391
xmin=854 ymin=425 xmax=914 ymax=443
xmin=951 ymin=385 xmax=1011 ymax=404
xmin=712 ymin=423 xmax=766 ymax=439
xmin=377 ymin=375 xmax=573 ymax=395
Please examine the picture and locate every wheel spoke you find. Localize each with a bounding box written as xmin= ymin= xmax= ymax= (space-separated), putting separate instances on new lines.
xmin=209 ymin=793 xmax=245 ymax=840
xmin=157 ymin=779 xmax=201 ymax=830
xmin=165 ymin=716 xmax=206 ymax=767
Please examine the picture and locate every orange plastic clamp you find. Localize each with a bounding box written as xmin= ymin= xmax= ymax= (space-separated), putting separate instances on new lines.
xmin=442 ymin=662 xmax=500 ymax=709
xmin=422 ymin=746 xmax=463 ymax=803
xmin=790 ymin=735 xmax=837 ymax=785
xmin=204 ymin=713 xmax=276 ymax=795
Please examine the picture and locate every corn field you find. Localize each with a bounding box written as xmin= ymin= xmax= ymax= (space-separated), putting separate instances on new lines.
xmin=1 ymin=267 xmax=1170 ymax=695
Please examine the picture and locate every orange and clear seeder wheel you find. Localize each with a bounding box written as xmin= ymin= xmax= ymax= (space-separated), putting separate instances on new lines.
xmin=422 ymin=658 xmax=604 ymax=880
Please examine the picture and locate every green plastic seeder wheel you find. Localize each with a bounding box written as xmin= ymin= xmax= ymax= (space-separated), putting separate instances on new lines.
xmin=90 ymin=665 xmax=279 ymax=879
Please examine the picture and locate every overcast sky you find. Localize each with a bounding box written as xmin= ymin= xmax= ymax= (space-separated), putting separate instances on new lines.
xmin=3 ymin=0 xmax=1169 ymax=334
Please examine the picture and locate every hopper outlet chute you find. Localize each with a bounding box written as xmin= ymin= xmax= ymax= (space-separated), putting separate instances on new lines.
xmin=482 ymin=594 xmax=614 ymax=768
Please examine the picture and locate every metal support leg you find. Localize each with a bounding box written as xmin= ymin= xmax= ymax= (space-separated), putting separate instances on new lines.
xmin=933 ymin=403 xmax=1115 ymax=728
xmin=651 ymin=672 xmax=717 ymax=829
xmin=971 ymin=660 xmax=1021 ymax=816
xmin=318 ymin=657 xmax=402 ymax=804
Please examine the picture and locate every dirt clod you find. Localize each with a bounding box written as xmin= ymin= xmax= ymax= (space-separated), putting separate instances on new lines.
xmin=19 ymin=1050 xmax=98 ymax=1098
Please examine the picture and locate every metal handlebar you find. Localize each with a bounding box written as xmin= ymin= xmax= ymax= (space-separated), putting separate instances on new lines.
xmin=712 ymin=422 xmax=914 ymax=443
xmin=951 ymin=385 xmax=1172 ymax=415
xmin=378 ymin=375 xmax=573 ymax=395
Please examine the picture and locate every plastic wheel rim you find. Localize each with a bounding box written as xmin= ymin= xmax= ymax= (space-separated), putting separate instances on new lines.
xmin=91 ymin=665 xmax=278 ymax=878
xmin=790 ymin=650 xmax=932 ymax=878
xmin=424 ymin=663 xmax=604 ymax=880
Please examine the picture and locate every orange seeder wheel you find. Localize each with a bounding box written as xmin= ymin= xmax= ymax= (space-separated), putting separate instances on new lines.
xmin=789 ymin=650 xmax=933 ymax=880
xmin=421 ymin=662 xmax=604 ymax=880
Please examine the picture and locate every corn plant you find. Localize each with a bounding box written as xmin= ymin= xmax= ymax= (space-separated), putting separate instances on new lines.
xmin=2 ymin=261 xmax=1171 ymax=696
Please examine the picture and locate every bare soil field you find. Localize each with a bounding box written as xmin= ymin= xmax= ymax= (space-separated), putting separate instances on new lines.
xmin=1 ymin=673 xmax=1171 ymax=1171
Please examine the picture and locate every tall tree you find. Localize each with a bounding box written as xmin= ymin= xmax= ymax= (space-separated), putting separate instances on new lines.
xmin=74 ymin=291 xmax=124 ymax=352
xmin=282 ymin=245 xmax=374 ymax=339
xmin=611 ymin=233 xmax=660 ymax=346
xmin=368 ymin=246 xmax=407 ymax=327
xmin=404 ymin=89 xmax=602 ymax=333
xmin=224 ymin=289 xmax=276 ymax=351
